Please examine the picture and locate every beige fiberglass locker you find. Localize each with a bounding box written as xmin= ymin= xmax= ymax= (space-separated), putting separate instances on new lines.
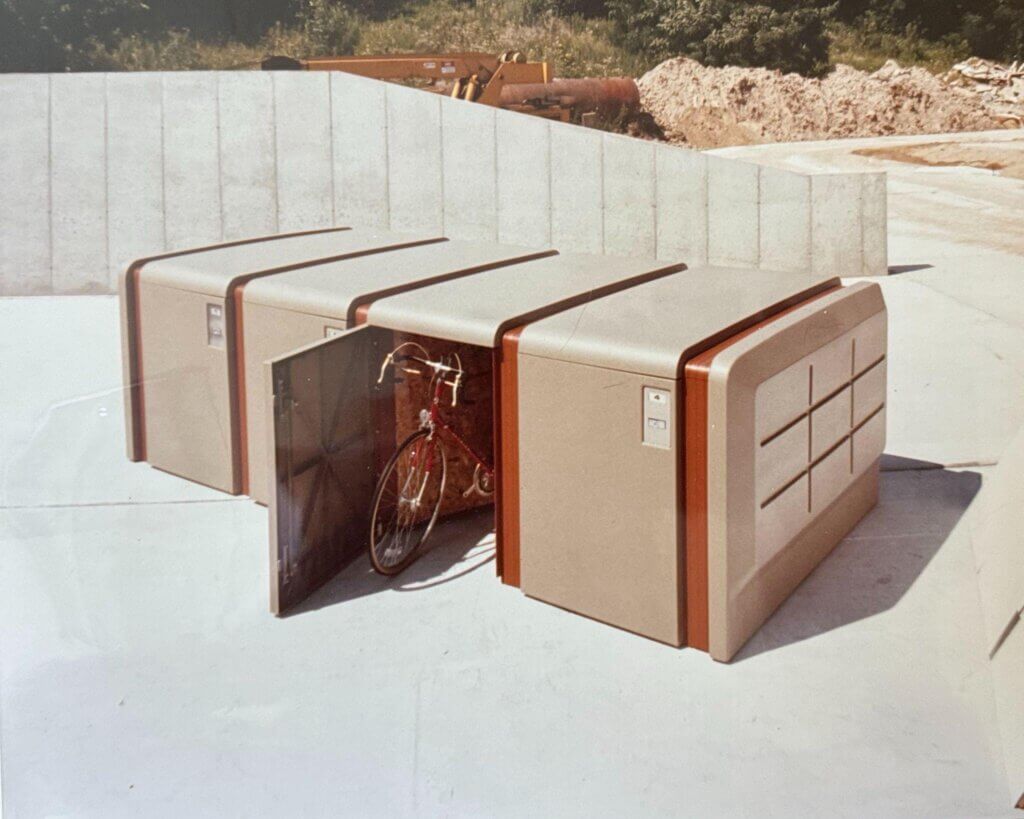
xmin=240 ymin=239 xmax=557 ymax=504
xmin=121 ymin=227 xmax=443 ymax=494
xmin=265 ymin=253 xmax=685 ymax=614
xmin=515 ymin=269 xmax=887 ymax=661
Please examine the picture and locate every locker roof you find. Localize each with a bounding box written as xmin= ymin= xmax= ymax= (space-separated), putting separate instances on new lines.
xmin=366 ymin=253 xmax=686 ymax=347
xmin=139 ymin=228 xmax=440 ymax=296
xmin=242 ymin=239 xmax=556 ymax=322
xmin=517 ymin=267 xmax=841 ymax=378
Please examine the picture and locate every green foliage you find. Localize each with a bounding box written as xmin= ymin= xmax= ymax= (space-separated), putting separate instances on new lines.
xmin=833 ymin=0 xmax=1023 ymax=62
xmin=358 ymin=0 xmax=647 ymax=77
xmin=607 ymin=0 xmax=833 ymax=75
xmin=828 ymin=19 xmax=969 ymax=73
xmin=299 ymin=0 xmax=363 ymax=53
xmin=528 ymin=0 xmax=610 ymax=18
xmin=958 ymin=0 xmax=1024 ymax=61
xmin=1 ymin=0 xmax=148 ymax=71
xmin=2 ymin=0 xmax=1019 ymax=75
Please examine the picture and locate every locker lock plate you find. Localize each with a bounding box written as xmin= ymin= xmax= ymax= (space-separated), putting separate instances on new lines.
xmin=207 ymin=303 xmax=225 ymax=349
xmin=643 ymin=387 xmax=671 ymax=449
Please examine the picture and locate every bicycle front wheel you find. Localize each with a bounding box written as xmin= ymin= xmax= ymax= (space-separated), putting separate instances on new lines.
xmin=369 ymin=429 xmax=447 ymax=575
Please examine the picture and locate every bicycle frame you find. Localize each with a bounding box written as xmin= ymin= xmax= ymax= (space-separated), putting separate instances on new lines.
xmin=379 ymin=342 xmax=494 ymax=491
xmin=424 ymin=370 xmax=494 ymax=481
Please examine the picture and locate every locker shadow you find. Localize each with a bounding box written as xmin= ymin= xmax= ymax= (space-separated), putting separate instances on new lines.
xmin=733 ymin=456 xmax=983 ymax=661
xmin=285 ymin=507 xmax=497 ymax=616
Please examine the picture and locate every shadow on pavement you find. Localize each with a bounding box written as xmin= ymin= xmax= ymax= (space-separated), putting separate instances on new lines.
xmin=735 ymin=458 xmax=982 ymax=661
xmin=284 ymin=506 xmax=496 ymax=616
xmin=887 ymin=263 xmax=934 ymax=275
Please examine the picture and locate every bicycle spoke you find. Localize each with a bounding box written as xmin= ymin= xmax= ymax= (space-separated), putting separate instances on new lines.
xmin=369 ymin=431 xmax=447 ymax=574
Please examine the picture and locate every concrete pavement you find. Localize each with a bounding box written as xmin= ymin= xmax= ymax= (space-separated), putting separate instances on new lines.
xmin=2 ymin=131 xmax=1024 ymax=816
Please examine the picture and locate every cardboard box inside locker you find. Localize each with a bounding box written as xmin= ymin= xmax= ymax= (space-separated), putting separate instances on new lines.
xmin=239 ymin=239 xmax=558 ymax=504
xmin=120 ymin=227 xmax=443 ymax=494
xmin=513 ymin=269 xmax=887 ymax=661
xmin=264 ymin=253 xmax=686 ymax=614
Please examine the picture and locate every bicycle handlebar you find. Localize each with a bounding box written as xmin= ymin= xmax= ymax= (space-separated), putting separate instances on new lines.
xmin=377 ymin=344 xmax=465 ymax=407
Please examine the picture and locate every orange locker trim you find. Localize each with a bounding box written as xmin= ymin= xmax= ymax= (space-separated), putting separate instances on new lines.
xmin=682 ymin=286 xmax=840 ymax=651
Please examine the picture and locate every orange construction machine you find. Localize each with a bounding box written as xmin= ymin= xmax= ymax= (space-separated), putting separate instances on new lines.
xmin=261 ymin=50 xmax=640 ymax=121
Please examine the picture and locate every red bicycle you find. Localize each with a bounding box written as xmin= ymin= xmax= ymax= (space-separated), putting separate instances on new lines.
xmin=368 ymin=342 xmax=495 ymax=575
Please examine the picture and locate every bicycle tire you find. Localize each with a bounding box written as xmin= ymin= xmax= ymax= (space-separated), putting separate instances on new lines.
xmin=369 ymin=429 xmax=447 ymax=575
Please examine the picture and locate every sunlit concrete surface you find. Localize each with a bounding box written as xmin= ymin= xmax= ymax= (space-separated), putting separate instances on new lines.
xmin=717 ymin=129 xmax=1024 ymax=467
xmin=3 ymin=135 xmax=1024 ymax=816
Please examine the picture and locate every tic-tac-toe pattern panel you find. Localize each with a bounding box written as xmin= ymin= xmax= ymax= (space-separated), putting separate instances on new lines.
xmin=754 ymin=310 xmax=886 ymax=567
xmin=705 ymin=281 xmax=887 ymax=662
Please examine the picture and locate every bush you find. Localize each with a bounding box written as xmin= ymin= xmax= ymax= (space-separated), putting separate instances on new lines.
xmin=528 ymin=0 xmax=610 ymax=17
xmin=0 ymin=0 xmax=148 ymax=71
xmin=834 ymin=0 xmax=1023 ymax=63
xmin=607 ymin=0 xmax=833 ymax=75
xmin=959 ymin=0 xmax=1024 ymax=61
xmin=828 ymin=18 xmax=969 ymax=73
xmin=358 ymin=0 xmax=646 ymax=77
xmin=300 ymin=0 xmax=363 ymax=53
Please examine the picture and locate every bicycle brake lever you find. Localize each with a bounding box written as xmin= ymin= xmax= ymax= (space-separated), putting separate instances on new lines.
xmin=376 ymin=353 xmax=394 ymax=385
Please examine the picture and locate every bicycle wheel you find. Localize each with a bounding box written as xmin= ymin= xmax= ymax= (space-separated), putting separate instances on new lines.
xmin=369 ymin=429 xmax=447 ymax=575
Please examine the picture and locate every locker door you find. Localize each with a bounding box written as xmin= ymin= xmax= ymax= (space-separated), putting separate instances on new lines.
xmin=268 ymin=326 xmax=379 ymax=614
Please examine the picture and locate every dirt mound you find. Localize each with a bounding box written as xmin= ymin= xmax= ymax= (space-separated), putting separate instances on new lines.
xmin=638 ymin=57 xmax=1022 ymax=149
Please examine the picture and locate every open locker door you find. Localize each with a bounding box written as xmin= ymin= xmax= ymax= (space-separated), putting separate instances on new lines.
xmin=268 ymin=326 xmax=378 ymax=614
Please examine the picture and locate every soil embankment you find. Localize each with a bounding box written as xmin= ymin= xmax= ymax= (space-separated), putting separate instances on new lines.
xmin=639 ymin=57 xmax=1024 ymax=149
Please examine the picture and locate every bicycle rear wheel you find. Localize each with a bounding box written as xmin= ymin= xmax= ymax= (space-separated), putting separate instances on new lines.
xmin=369 ymin=429 xmax=447 ymax=575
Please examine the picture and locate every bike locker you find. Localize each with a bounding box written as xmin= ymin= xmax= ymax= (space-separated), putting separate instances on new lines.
xmin=239 ymin=240 xmax=557 ymax=505
xmin=513 ymin=270 xmax=887 ymax=661
xmin=120 ymin=227 xmax=445 ymax=494
xmin=265 ymin=253 xmax=685 ymax=615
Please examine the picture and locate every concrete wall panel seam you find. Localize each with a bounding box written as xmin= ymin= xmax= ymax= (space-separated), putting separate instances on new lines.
xmin=271 ymin=72 xmax=281 ymax=233
xmin=860 ymin=172 xmax=888 ymax=276
xmin=548 ymin=121 xmax=554 ymax=246
xmin=273 ymin=72 xmax=333 ymax=231
xmin=50 ymin=73 xmax=108 ymax=292
xmin=707 ymin=153 xmax=759 ymax=268
xmin=0 ymin=72 xmax=890 ymax=293
xmin=216 ymin=72 xmax=225 ymax=242
xmin=327 ymin=72 xmax=337 ymax=225
xmin=602 ymin=133 xmax=657 ymax=257
xmin=383 ymin=82 xmax=391 ymax=230
xmin=164 ymin=73 xmax=222 ymax=249
xmin=47 ymin=74 xmax=53 ymax=290
xmin=441 ymin=98 xmax=498 ymax=241
xmin=652 ymin=141 xmax=658 ymax=256
xmin=331 ymin=73 xmax=388 ymax=229
xmin=600 ymin=131 xmax=607 ymax=253
xmin=0 ymin=74 xmax=52 ymax=294
xmin=758 ymin=164 xmax=811 ymax=273
xmin=440 ymin=94 xmax=445 ymax=235
xmin=104 ymin=74 xmax=111 ymax=288
xmin=159 ymin=74 xmax=168 ymax=250
xmin=653 ymin=143 xmax=708 ymax=264
xmin=107 ymin=73 xmax=166 ymax=287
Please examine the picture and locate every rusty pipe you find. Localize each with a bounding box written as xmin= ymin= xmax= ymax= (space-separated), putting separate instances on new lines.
xmin=498 ymin=77 xmax=640 ymax=116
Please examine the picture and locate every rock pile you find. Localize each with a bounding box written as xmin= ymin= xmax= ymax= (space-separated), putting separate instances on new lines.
xmin=942 ymin=58 xmax=1024 ymax=126
xmin=638 ymin=57 xmax=1023 ymax=148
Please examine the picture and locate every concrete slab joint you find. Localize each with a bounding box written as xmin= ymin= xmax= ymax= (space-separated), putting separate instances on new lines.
xmin=0 ymin=70 xmax=888 ymax=295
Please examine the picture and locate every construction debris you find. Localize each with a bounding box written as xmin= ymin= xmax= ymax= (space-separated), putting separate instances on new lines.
xmin=941 ymin=58 xmax=1024 ymax=126
xmin=638 ymin=57 xmax=1024 ymax=149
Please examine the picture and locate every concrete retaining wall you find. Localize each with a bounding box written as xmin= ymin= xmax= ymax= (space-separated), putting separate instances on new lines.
xmin=0 ymin=71 xmax=888 ymax=296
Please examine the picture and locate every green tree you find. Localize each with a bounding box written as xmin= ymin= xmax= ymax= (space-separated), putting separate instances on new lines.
xmin=834 ymin=0 xmax=1023 ymax=61
xmin=607 ymin=0 xmax=833 ymax=75
xmin=1 ymin=0 xmax=148 ymax=71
